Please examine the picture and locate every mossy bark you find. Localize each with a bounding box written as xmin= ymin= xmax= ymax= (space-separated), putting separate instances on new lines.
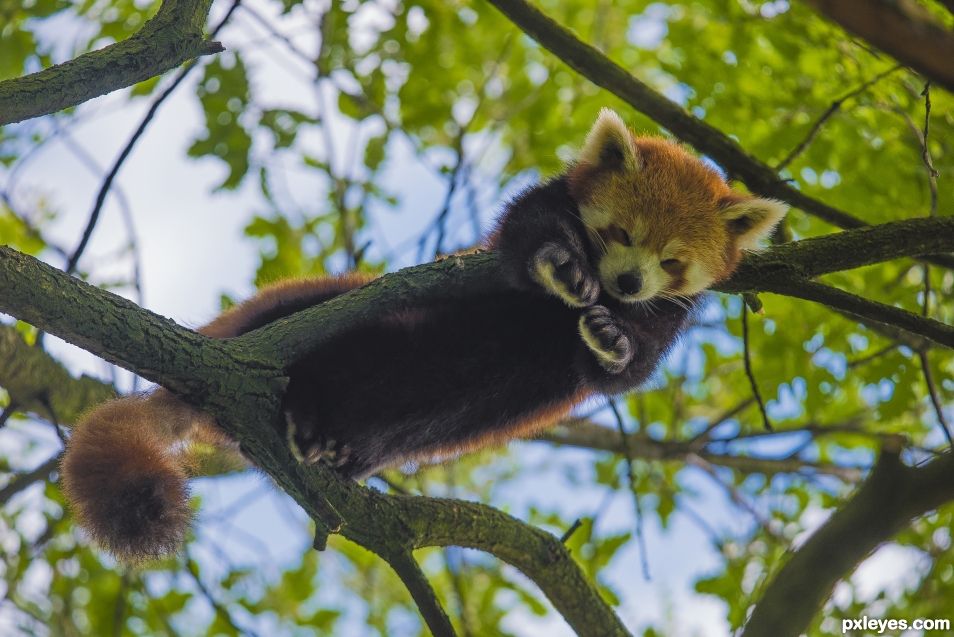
xmin=0 ymin=0 xmax=221 ymax=126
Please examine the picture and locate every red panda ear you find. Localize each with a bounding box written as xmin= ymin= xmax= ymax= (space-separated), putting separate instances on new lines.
xmin=579 ymin=108 xmax=639 ymax=172
xmin=720 ymin=196 xmax=788 ymax=251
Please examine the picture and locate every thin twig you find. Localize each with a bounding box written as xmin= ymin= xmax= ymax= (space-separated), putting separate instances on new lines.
xmin=0 ymin=401 xmax=17 ymax=429
xmin=0 ymin=454 xmax=61 ymax=505
xmin=911 ymin=81 xmax=952 ymax=446
xmin=775 ymin=64 xmax=902 ymax=171
xmin=742 ymin=304 xmax=772 ymax=431
xmin=846 ymin=343 xmax=897 ymax=369
xmin=608 ymin=399 xmax=651 ymax=581
xmin=687 ymin=398 xmax=756 ymax=447
xmin=111 ymin=571 xmax=129 ymax=637
xmin=56 ymin=126 xmax=143 ymax=305
xmin=185 ymin=554 xmax=263 ymax=637
xmin=919 ymin=81 xmax=939 ymax=217
xmin=383 ymin=550 xmax=456 ymax=637
xmin=560 ymin=518 xmax=584 ymax=543
xmin=64 ymin=0 xmax=242 ymax=276
xmin=920 ymin=353 xmax=953 ymax=446
xmin=690 ymin=456 xmax=783 ymax=542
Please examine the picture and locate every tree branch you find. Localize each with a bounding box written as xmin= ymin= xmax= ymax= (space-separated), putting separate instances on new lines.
xmin=752 ymin=277 xmax=954 ymax=349
xmin=801 ymin=0 xmax=954 ymax=94
xmin=64 ymin=0 xmax=242 ymax=276
xmin=482 ymin=0 xmax=954 ymax=270
xmin=0 ymin=247 xmax=631 ymax=637
xmin=742 ymin=445 xmax=954 ymax=637
xmin=540 ymin=420 xmax=865 ymax=481
xmin=382 ymin=550 xmax=456 ymax=637
xmin=0 ymin=0 xmax=223 ymax=126
xmin=0 ymin=325 xmax=115 ymax=423
xmin=0 ymin=455 xmax=61 ymax=506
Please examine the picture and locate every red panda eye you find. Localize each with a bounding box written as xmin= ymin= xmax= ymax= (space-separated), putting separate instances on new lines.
xmin=660 ymin=258 xmax=682 ymax=271
xmin=608 ymin=225 xmax=631 ymax=246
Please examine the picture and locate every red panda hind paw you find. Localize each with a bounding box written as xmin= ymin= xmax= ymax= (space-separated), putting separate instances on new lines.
xmin=531 ymin=243 xmax=600 ymax=308
xmin=302 ymin=437 xmax=352 ymax=469
xmin=578 ymin=305 xmax=634 ymax=374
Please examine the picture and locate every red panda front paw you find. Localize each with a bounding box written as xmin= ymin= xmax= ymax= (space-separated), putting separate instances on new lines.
xmin=531 ymin=243 xmax=600 ymax=307
xmin=579 ymin=305 xmax=634 ymax=374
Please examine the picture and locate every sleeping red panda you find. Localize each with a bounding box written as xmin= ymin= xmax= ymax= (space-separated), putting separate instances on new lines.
xmin=61 ymin=108 xmax=787 ymax=561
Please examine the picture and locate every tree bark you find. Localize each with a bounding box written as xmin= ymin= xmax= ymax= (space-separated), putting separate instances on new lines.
xmin=0 ymin=0 xmax=222 ymax=125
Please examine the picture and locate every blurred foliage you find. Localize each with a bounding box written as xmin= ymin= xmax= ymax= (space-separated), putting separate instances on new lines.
xmin=1 ymin=0 xmax=952 ymax=635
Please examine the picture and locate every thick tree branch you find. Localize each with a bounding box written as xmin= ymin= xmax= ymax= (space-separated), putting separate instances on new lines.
xmin=0 ymin=0 xmax=222 ymax=126
xmin=802 ymin=0 xmax=954 ymax=94
xmin=243 ymin=218 xmax=954 ymax=361
xmin=483 ymin=0 xmax=954 ymax=270
xmin=0 ymin=246 xmax=630 ymax=637
xmin=742 ymin=445 xmax=954 ymax=637
xmin=718 ymin=217 xmax=954 ymax=286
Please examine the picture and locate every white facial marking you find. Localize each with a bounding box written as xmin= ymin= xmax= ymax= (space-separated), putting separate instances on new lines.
xmin=679 ymin=261 xmax=715 ymax=295
xmin=661 ymin=239 xmax=715 ymax=295
xmin=598 ymin=243 xmax=665 ymax=303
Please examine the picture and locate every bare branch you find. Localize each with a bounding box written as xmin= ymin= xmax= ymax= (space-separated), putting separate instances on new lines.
xmin=0 ymin=455 xmax=61 ymax=506
xmin=0 ymin=0 xmax=223 ymax=125
xmin=541 ymin=420 xmax=865 ymax=481
xmin=752 ymin=276 xmax=954 ymax=350
xmin=0 ymin=325 xmax=115 ymax=423
xmin=802 ymin=0 xmax=954 ymax=94
xmin=742 ymin=446 xmax=954 ymax=637
xmin=383 ymin=551 xmax=456 ymax=637
xmin=742 ymin=305 xmax=772 ymax=431
xmin=775 ymin=65 xmax=902 ymax=171
xmin=65 ymin=0 xmax=242 ymax=276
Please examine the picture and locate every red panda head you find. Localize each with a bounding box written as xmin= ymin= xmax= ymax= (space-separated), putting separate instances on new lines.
xmin=568 ymin=108 xmax=787 ymax=304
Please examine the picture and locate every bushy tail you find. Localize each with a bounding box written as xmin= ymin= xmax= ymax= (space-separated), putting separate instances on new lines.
xmin=61 ymin=397 xmax=191 ymax=562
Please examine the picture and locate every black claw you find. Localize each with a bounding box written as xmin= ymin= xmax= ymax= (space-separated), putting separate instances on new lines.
xmin=581 ymin=306 xmax=634 ymax=373
xmin=534 ymin=243 xmax=600 ymax=306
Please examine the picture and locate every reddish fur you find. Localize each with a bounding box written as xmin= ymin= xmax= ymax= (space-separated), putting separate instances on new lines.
xmin=570 ymin=136 xmax=743 ymax=282
xmin=61 ymin=398 xmax=190 ymax=561
xmin=63 ymin=275 xmax=372 ymax=561
xmin=201 ymin=274 xmax=377 ymax=338
xmin=423 ymin=389 xmax=591 ymax=461
xmin=61 ymin=110 xmax=783 ymax=563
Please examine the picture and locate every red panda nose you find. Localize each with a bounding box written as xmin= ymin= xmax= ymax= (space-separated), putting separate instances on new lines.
xmin=616 ymin=272 xmax=642 ymax=295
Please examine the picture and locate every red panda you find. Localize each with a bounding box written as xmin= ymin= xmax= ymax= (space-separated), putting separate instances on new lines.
xmin=61 ymin=108 xmax=787 ymax=561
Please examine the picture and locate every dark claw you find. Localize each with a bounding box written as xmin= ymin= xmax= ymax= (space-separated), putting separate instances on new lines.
xmin=579 ymin=305 xmax=633 ymax=373
xmin=532 ymin=243 xmax=600 ymax=307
